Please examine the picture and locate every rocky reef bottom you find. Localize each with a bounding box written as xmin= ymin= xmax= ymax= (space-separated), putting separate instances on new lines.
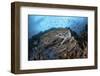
xmin=28 ymin=28 xmax=88 ymax=60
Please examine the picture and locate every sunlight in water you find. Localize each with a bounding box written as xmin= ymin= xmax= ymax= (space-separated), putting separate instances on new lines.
xmin=28 ymin=15 xmax=88 ymax=38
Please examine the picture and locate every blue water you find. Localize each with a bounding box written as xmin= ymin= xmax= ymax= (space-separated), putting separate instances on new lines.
xmin=28 ymin=15 xmax=88 ymax=39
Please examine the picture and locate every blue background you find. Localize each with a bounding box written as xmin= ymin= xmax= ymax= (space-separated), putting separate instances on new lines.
xmin=28 ymin=15 xmax=88 ymax=39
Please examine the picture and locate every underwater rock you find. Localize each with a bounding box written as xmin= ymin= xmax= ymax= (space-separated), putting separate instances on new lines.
xmin=28 ymin=28 xmax=88 ymax=60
